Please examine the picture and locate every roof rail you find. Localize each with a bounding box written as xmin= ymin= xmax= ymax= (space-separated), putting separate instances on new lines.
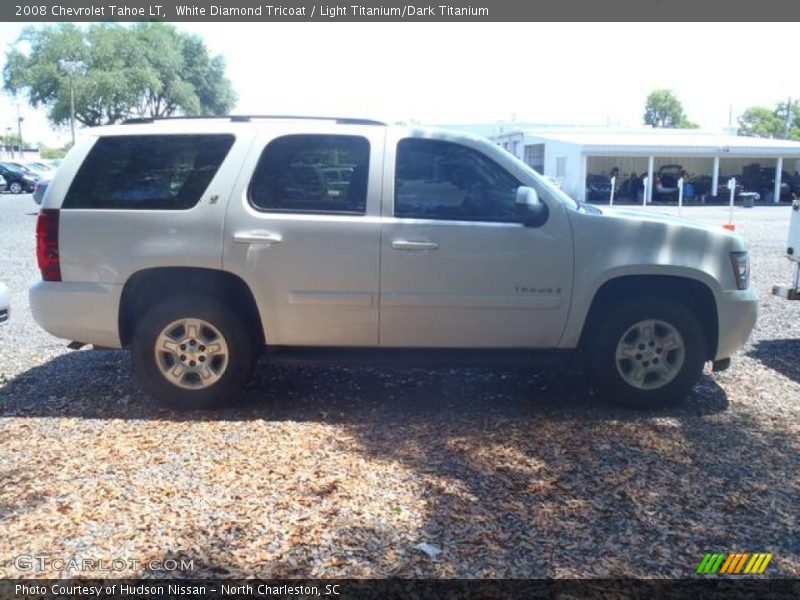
xmin=121 ymin=115 xmax=386 ymax=126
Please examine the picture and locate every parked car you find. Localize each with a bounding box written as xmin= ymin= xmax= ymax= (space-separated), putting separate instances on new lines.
xmin=0 ymin=174 xmax=6 ymax=193
xmin=585 ymin=174 xmax=612 ymax=201
xmin=688 ymin=174 xmax=751 ymax=201
xmin=27 ymin=161 xmax=54 ymax=173
xmin=688 ymin=175 xmax=713 ymax=197
xmin=771 ymin=198 xmax=800 ymax=300
xmin=741 ymin=164 xmax=792 ymax=201
xmin=654 ymin=164 xmax=684 ymax=200
xmin=616 ymin=172 xmax=644 ymax=199
xmin=6 ymin=161 xmax=45 ymax=179
xmin=0 ymin=280 xmax=9 ymax=326
xmin=0 ymin=162 xmax=38 ymax=194
xmin=33 ymin=177 xmax=50 ymax=205
xmin=30 ymin=116 xmax=757 ymax=411
xmin=787 ymin=173 xmax=800 ymax=197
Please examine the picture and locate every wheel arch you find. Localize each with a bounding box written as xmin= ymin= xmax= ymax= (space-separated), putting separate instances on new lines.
xmin=118 ymin=267 xmax=265 ymax=349
xmin=578 ymin=274 xmax=718 ymax=361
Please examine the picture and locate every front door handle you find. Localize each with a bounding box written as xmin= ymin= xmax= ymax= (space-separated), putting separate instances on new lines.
xmin=392 ymin=240 xmax=439 ymax=251
xmin=234 ymin=231 xmax=282 ymax=245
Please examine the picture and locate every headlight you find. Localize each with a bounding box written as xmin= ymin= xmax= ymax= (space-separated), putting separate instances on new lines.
xmin=730 ymin=251 xmax=749 ymax=290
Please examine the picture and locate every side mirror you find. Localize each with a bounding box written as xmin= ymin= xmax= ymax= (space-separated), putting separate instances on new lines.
xmin=515 ymin=186 xmax=548 ymax=227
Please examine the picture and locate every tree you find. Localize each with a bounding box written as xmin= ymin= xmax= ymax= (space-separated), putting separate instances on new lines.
xmin=738 ymin=101 xmax=800 ymax=140
xmin=1 ymin=133 xmax=21 ymax=147
xmin=643 ymin=89 xmax=698 ymax=129
xmin=3 ymin=23 xmax=236 ymax=128
xmin=129 ymin=23 xmax=236 ymax=118
xmin=737 ymin=106 xmax=785 ymax=138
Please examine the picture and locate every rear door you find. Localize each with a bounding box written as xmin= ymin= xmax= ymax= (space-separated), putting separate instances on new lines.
xmin=223 ymin=124 xmax=385 ymax=346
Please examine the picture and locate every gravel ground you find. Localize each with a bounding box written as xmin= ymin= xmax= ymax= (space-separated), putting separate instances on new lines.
xmin=0 ymin=195 xmax=798 ymax=579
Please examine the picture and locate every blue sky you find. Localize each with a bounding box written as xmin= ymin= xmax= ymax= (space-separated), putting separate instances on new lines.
xmin=1 ymin=22 xmax=798 ymax=146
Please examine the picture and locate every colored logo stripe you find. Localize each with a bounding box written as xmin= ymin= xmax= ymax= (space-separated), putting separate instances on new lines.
xmin=733 ymin=553 xmax=749 ymax=574
xmin=719 ymin=553 xmax=737 ymax=574
xmin=697 ymin=553 xmax=725 ymax=574
xmin=754 ymin=553 xmax=773 ymax=574
xmin=697 ymin=553 xmax=773 ymax=574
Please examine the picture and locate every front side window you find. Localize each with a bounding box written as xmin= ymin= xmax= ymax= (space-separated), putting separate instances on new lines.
xmin=249 ymin=135 xmax=370 ymax=214
xmin=395 ymin=139 xmax=521 ymax=222
xmin=64 ymin=134 xmax=234 ymax=210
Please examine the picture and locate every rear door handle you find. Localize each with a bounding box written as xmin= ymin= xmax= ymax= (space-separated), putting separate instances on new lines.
xmin=392 ymin=240 xmax=439 ymax=251
xmin=234 ymin=231 xmax=282 ymax=245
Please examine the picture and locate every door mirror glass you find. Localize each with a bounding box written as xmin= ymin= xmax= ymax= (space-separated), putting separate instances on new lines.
xmin=515 ymin=186 xmax=548 ymax=227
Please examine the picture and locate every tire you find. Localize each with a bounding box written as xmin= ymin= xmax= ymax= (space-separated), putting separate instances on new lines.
xmin=9 ymin=182 xmax=22 ymax=194
xmin=586 ymin=295 xmax=707 ymax=409
xmin=131 ymin=295 xmax=254 ymax=409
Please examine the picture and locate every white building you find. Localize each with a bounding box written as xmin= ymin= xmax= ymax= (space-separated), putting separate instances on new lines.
xmin=493 ymin=128 xmax=800 ymax=203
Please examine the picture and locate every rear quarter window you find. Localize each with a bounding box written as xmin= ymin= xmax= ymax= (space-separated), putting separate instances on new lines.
xmin=63 ymin=134 xmax=235 ymax=210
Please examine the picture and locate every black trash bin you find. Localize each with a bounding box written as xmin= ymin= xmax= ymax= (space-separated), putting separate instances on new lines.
xmin=740 ymin=192 xmax=757 ymax=208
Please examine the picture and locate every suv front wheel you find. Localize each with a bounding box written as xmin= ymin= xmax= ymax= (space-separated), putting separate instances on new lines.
xmin=132 ymin=296 xmax=254 ymax=409
xmin=587 ymin=296 xmax=707 ymax=409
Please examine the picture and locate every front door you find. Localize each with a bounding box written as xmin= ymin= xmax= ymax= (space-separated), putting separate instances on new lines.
xmin=379 ymin=135 xmax=574 ymax=348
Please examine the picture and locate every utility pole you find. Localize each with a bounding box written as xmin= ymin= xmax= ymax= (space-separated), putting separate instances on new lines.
xmin=16 ymin=103 xmax=23 ymax=160
xmin=786 ymin=97 xmax=794 ymax=138
xmin=59 ymin=60 xmax=85 ymax=146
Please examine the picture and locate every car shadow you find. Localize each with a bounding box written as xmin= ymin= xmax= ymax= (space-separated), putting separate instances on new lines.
xmin=748 ymin=339 xmax=800 ymax=384
xmin=0 ymin=349 xmax=729 ymax=422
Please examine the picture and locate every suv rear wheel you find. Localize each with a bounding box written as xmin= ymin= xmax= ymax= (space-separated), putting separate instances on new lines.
xmin=587 ymin=296 xmax=707 ymax=409
xmin=132 ymin=295 xmax=254 ymax=409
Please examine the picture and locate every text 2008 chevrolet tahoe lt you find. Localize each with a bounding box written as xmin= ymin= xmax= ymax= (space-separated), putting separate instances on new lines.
xmin=30 ymin=116 xmax=758 ymax=409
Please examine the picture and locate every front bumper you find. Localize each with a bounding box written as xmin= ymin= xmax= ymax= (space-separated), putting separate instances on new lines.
xmin=29 ymin=281 xmax=123 ymax=348
xmin=715 ymin=288 xmax=758 ymax=360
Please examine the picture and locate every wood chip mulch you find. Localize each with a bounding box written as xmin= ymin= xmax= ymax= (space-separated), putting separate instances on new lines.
xmin=1 ymin=353 xmax=797 ymax=579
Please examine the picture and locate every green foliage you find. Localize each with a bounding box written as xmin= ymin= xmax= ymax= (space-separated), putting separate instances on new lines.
xmin=0 ymin=133 xmax=21 ymax=146
xmin=738 ymin=106 xmax=785 ymax=138
xmin=643 ymin=89 xmax=697 ymax=129
xmin=40 ymin=146 xmax=67 ymax=159
xmin=738 ymin=101 xmax=800 ymax=140
xmin=3 ymin=23 xmax=236 ymax=128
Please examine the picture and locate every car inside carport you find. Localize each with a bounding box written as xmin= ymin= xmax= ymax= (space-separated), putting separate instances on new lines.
xmin=586 ymin=156 xmax=649 ymax=202
xmin=586 ymin=153 xmax=800 ymax=204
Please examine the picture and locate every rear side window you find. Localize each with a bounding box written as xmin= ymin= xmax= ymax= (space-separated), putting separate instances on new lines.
xmin=63 ymin=134 xmax=234 ymax=210
xmin=249 ymin=134 xmax=370 ymax=214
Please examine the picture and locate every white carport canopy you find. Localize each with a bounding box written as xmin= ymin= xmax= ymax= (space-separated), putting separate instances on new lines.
xmin=526 ymin=129 xmax=800 ymax=203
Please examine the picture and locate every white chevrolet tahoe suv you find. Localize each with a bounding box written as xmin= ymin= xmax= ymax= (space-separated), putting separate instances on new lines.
xmin=30 ymin=116 xmax=758 ymax=410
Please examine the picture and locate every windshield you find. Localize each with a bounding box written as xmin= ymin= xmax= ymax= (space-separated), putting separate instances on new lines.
xmin=1 ymin=163 xmax=24 ymax=174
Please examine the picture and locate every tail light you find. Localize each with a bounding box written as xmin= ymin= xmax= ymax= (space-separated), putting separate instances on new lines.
xmin=36 ymin=209 xmax=61 ymax=281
